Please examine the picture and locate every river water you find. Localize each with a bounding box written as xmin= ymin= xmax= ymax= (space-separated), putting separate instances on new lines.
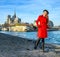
xmin=0 ymin=31 xmax=60 ymax=45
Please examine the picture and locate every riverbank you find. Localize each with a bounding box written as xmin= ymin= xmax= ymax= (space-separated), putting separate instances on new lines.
xmin=0 ymin=33 xmax=60 ymax=57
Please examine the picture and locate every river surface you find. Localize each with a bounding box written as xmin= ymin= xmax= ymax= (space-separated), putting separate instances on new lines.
xmin=0 ymin=31 xmax=60 ymax=45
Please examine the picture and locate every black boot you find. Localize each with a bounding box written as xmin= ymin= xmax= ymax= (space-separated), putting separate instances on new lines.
xmin=34 ymin=46 xmax=37 ymax=49
xmin=42 ymin=39 xmax=45 ymax=52
xmin=34 ymin=39 xmax=40 ymax=49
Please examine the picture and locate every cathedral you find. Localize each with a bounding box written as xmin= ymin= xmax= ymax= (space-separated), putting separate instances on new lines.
xmin=6 ymin=12 xmax=21 ymax=25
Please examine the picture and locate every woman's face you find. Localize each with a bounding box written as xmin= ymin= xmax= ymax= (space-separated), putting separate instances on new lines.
xmin=43 ymin=11 xmax=48 ymax=17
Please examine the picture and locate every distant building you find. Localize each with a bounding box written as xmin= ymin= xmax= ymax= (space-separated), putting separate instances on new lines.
xmin=6 ymin=12 xmax=21 ymax=25
xmin=2 ymin=12 xmax=34 ymax=32
xmin=1 ymin=28 xmax=7 ymax=31
xmin=10 ymin=24 xmax=33 ymax=32
xmin=48 ymin=20 xmax=54 ymax=28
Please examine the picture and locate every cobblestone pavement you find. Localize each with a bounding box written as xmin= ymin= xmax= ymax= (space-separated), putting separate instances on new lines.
xmin=0 ymin=33 xmax=60 ymax=57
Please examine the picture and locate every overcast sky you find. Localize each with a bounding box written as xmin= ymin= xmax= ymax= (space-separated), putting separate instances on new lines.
xmin=0 ymin=0 xmax=60 ymax=26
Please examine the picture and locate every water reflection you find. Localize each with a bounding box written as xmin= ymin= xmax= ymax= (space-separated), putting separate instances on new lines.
xmin=0 ymin=31 xmax=60 ymax=44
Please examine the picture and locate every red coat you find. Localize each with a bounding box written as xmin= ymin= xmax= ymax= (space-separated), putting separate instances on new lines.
xmin=36 ymin=15 xmax=48 ymax=38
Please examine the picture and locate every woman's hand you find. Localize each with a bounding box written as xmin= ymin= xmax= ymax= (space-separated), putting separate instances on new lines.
xmin=38 ymin=21 xmax=40 ymax=25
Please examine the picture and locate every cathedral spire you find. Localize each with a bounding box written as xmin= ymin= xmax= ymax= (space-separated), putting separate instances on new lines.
xmin=14 ymin=11 xmax=16 ymax=18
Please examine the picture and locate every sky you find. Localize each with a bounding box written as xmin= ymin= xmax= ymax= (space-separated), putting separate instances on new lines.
xmin=0 ymin=0 xmax=60 ymax=26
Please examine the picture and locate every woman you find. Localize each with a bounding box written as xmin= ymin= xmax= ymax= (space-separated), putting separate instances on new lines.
xmin=34 ymin=10 xmax=49 ymax=52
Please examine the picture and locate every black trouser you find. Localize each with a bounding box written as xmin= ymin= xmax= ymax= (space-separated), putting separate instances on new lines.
xmin=34 ymin=38 xmax=45 ymax=51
